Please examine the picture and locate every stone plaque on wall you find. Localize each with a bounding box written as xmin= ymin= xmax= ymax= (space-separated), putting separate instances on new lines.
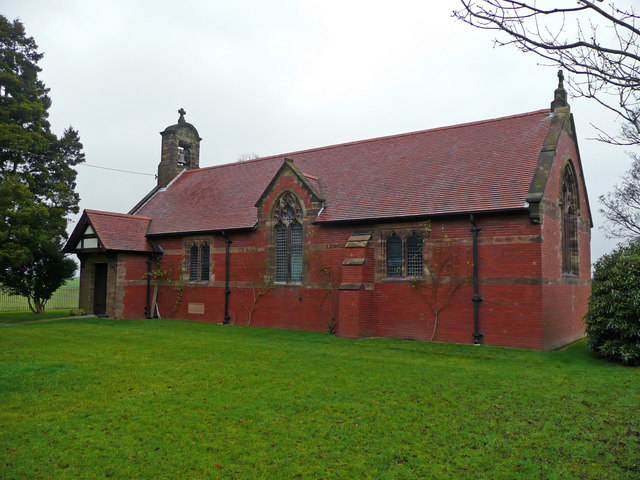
xmin=188 ymin=303 xmax=205 ymax=314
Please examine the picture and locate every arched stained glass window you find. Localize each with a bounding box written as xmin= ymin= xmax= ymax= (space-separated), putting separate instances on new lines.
xmin=561 ymin=162 xmax=579 ymax=276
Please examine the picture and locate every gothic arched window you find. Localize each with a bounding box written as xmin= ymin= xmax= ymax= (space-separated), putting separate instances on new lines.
xmin=273 ymin=192 xmax=303 ymax=283
xmin=561 ymin=162 xmax=579 ymax=276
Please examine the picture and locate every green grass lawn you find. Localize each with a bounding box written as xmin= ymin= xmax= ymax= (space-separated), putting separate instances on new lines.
xmin=0 ymin=309 xmax=75 ymax=325
xmin=1 ymin=319 xmax=639 ymax=479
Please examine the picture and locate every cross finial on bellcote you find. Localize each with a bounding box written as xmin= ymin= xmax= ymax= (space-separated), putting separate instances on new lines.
xmin=178 ymin=108 xmax=186 ymax=124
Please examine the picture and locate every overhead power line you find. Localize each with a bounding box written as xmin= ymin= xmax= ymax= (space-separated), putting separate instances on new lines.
xmin=1 ymin=147 xmax=156 ymax=177
xmin=78 ymin=163 xmax=156 ymax=177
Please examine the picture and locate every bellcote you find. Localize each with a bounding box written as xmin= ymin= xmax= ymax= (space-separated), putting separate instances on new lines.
xmin=157 ymin=108 xmax=202 ymax=188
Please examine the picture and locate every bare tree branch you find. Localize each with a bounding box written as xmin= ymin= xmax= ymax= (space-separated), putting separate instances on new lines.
xmin=454 ymin=0 xmax=640 ymax=145
xmin=311 ymin=253 xmax=341 ymax=334
xmin=413 ymin=224 xmax=467 ymax=341
xmin=235 ymin=258 xmax=270 ymax=325
xmin=454 ymin=0 xmax=640 ymax=239
xmin=599 ymin=154 xmax=640 ymax=239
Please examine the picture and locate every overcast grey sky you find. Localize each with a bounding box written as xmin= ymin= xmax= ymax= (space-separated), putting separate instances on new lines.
xmin=4 ymin=0 xmax=635 ymax=262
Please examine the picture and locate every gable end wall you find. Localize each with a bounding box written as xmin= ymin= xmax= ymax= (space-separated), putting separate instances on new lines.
xmin=539 ymin=128 xmax=591 ymax=349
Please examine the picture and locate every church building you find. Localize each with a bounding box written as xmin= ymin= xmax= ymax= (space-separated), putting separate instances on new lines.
xmin=65 ymin=74 xmax=592 ymax=350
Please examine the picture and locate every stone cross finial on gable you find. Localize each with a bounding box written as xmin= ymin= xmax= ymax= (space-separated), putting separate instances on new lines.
xmin=550 ymin=69 xmax=569 ymax=112
xmin=178 ymin=108 xmax=186 ymax=124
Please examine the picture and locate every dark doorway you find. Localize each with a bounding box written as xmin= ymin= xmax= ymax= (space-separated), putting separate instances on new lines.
xmin=93 ymin=263 xmax=108 ymax=315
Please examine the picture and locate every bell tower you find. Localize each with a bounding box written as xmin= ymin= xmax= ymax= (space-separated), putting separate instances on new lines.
xmin=157 ymin=108 xmax=202 ymax=188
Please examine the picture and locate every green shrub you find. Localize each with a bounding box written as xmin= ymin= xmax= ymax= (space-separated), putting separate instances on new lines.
xmin=585 ymin=239 xmax=640 ymax=365
xmin=69 ymin=307 xmax=86 ymax=317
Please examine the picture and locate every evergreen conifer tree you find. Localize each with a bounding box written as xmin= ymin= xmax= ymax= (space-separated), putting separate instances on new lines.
xmin=0 ymin=16 xmax=84 ymax=313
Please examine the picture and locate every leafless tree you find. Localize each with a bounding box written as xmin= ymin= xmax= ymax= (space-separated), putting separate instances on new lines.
xmin=454 ymin=1 xmax=640 ymax=238
xmin=454 ymin=1 xmax=640 ymax=146
xmin=600 ymin=153 xmax=640 ymax=238
xmin=235 ymin=257 xmax=270 ymax=325
xmin=312 ymin=254 xmax=341 ymax=334
xmin=413 ymin=225 xmax=467 ymax=341
xmin=237 ymin=152 xmax=261 ymax=162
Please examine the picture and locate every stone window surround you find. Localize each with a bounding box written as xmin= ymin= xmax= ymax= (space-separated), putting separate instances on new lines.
xmin=379 ymin=228 xmax=425 ymax=281
xmin=272 ymin=191 xmax=304 ymax=285
xmin=182 ymin=237 xmax=212 ymax=284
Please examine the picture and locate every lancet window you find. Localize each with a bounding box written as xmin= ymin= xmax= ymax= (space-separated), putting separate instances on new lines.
xmin=561 ymin=162 xmax=579 ymax=276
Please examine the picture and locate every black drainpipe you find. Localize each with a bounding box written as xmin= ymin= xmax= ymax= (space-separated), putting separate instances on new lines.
xmin=470 ymin=215 xmax=483 ymax=344
xmin=223 ymin=232 xmax=232 ymax=324
xmin=144 ymin=255 xmax=152 ymax=319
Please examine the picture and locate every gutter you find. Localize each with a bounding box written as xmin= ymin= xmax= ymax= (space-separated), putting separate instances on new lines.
xmin=144 ymin=225 xmax=255 ymax=239
xmin=313 ymin=207 xmax=529 ymax=226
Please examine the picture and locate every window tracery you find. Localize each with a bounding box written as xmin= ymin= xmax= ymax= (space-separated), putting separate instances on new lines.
xmin=274 ymin=192 xmax=303 ymax=283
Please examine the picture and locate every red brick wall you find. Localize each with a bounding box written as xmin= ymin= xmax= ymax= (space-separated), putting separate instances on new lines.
xmin=116 ymin=212 xmax=575 ymax=349
xmin=368 ymin=215 xmax=545 ymax=347
xmin=112 ymin=138 xmax=590 ymax=350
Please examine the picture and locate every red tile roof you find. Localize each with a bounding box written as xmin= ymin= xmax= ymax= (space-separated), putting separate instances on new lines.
xmin=135 ymin=109 xmax=553 ymax=235
xmin=85 ymin=210 xmax=153 ymax=252
xmin=303 ymin=173 xmax=322 ymax=197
